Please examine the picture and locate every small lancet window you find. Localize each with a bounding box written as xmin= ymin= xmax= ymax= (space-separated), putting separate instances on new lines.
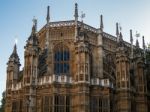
xmin=54 ymin=43 xmax=70 ymax=75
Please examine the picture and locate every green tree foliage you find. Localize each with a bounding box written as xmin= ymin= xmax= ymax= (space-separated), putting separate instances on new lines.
xmin=0 ymin=91 xmax=5 ymax=112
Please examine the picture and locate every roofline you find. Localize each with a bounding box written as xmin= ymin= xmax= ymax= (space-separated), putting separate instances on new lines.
xmin=38 ymin=20 xmax=98 ymax=34
xmin=37 ymin=20 xmax=133 ymax=48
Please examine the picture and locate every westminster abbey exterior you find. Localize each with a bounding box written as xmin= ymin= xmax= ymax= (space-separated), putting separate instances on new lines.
xmin=5 ymin=3 xmax=150 ymax=112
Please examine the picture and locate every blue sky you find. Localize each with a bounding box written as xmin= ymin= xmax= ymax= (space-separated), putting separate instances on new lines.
xmin=0 ymin=0 xmax=150 ymax=101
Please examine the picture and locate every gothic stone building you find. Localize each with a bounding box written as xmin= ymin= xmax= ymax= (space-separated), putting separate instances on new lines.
xmin=5 ymin=3 xmax=149 ymax=112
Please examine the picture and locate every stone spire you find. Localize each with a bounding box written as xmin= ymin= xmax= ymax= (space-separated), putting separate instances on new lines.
xmin=74 ymin=3 xmax=78 ymax=41
xmin=116 ymin=23 xmax=119 ymax=42
xmin=100 ymin=15 xmax=104 ymax=31
xmin=119 ymin=32 xmax=123 ymax=42
xmin=31 ymin=19 xmax=36 ymax=36
xmin=136 ymin=38 xmax=139 ymax=48
xmin=134 ymin=33 xmax=142 ymax=57
xmin=117 ymin=31 xmax=125 ymax=48
xmin=130 ymin=29 xmax=133 ymax=59
xmin=10 ymin=44 xmax=18 ymax=59
xmin=117 ymin=23 xmax=124 ymax=47
xmin=135 ymin=31 xmax=140 ymax=48
xmin=143 ymin=36 xmax=146 ymax=63
xmin=45 ymin=6 xmax=50 ymax=49
xmin=74 ymin=3 xmax=78 ymax=22
xmin=8 ymin=43 xmax=20 ymax=65
xmin=46 ymin=6 xmax=50 ymax=24
xmin=33 ymin=17 xmax=37 ymax=32
xmin=13 ymin=44 xmax=17 ymax=55
xmin=130 ymin=29 xmax=133 ymax=44
xmin=142 ymin=36 xmax=145 ymax=50
xmin=116 ymin=23 xmax=124 ymax=47
xmin=26 ymin=18 xmax=38 ymax=47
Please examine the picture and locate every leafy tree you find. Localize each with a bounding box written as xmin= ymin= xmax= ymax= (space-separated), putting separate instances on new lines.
xmin=0 ymin=91 xmax=5 ymax=112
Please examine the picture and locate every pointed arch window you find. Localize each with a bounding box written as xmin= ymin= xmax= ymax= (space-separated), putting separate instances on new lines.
xmin=54 ymin=44 xmax=70 ymax=75
xmin=12 ymin=101 xmax=18 ymax=112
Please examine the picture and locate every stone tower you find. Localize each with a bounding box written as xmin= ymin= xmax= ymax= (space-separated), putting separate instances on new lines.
xmin=23 ymin=19 xmax=39 ymax=112
xmin=134 ymin=37 xmax=148 ymax=112
xmin=74 ymin=22 xmax=91 ymax=112
xmin=115 ymin=31 xmax=131 ymax=112
xmin=5 ymin=44 xmax=20 ymax=112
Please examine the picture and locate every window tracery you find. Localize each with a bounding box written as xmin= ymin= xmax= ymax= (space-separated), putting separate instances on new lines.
xmin=54 ymin=44 xmax=70 ymax=75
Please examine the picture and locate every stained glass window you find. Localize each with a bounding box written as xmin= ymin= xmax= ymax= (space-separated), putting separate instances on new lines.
xmin=54 ymin=44 xmax=70 ymax=75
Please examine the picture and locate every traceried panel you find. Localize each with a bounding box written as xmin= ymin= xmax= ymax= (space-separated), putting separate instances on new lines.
xmin=51 ymin=28 xmax=74 ymax=41
xmin=103 ymin=38 xmax=117 ymax=52
xmin=38 ymin=27 xmax=74 ymax=50
xmin=87 ymin=32 xmax=97 ymax=45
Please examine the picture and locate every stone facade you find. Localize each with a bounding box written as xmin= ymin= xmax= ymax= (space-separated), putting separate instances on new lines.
xmin=5 ymin=3 xmax=149 ymax=112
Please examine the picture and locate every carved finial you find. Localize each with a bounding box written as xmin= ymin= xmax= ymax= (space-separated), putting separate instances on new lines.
xmin=13 ymin=43 xmax=17 ymax=55
xmin=46 ymin=6 xmax=50 ymax=24
xmin=118 ymin=24 xmax=123 ymax=42
xmin=74 ymin=3 xmax=79 ymax=41
xmin=31 ymin=18 xmax=37 ymax=36
xmin=143 ymin=36 xmax=146 ymax=63
xmin=136 ymin=38 xmax=139 ymax=48
xmin=26 ymin=19 xmax=39 ymax=46
xmin=9 ymin=42 xmax=19 ymax=60
xmin=45 ymin=7 xmax=50 ymax=49
xmin=74 ymin=3 xmax=78 ymax=21
xmin=119 ymin=32 xmax=123 ymax=42
xmin=116 ymin=23 xmax=119 ymax=39
xmin=32 ymin=17 xmax=37 ymax=33
xmin=130 ymin=29 xmax=134 ymax=59
xmin=135 ymin=31 xmax=140 ymax=48
xmin=130 ymin=29 xmax=133 ymax=43
xmin=143 ymin=36 xmax=145 ymax=50
xmin=100 ymin=15 xmax=104 ymax=31
xmin=117 ymin=31 xmax=125 ymax=48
